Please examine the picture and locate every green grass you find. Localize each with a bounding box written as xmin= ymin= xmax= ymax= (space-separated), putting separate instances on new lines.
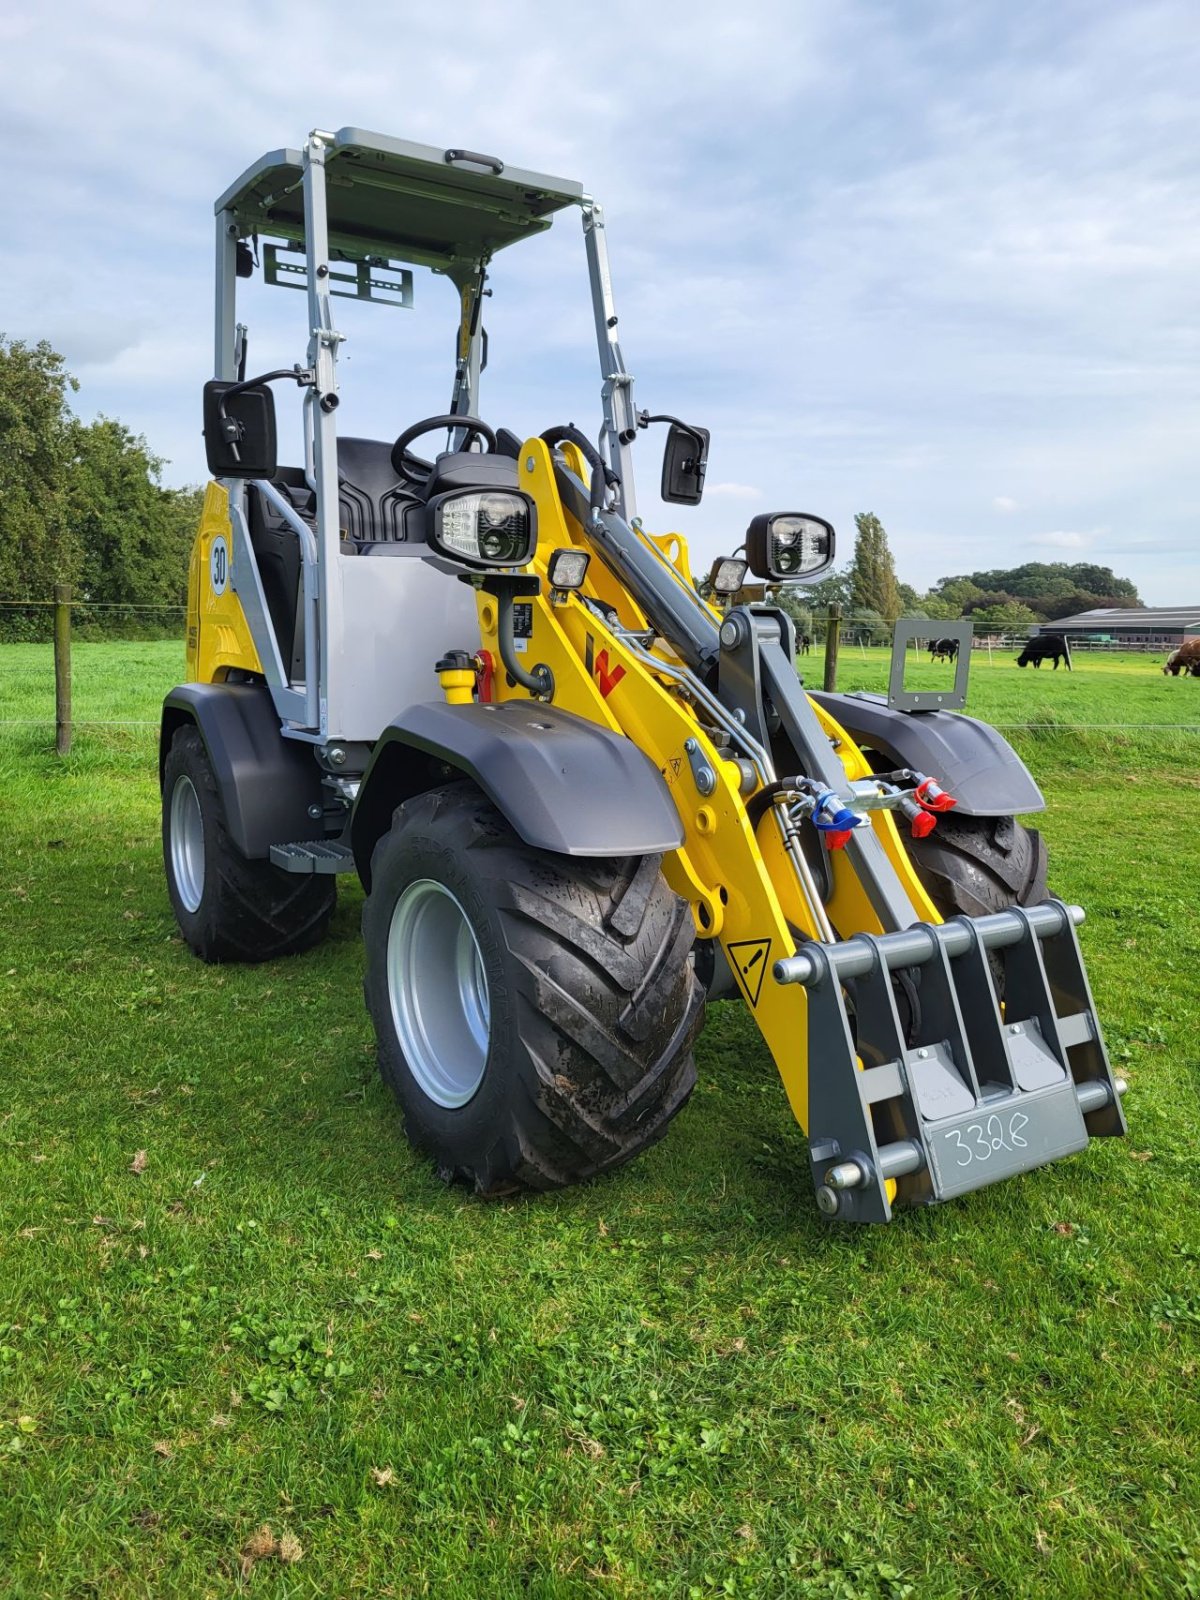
xmin=1 ymin=641 xmax=1198 ymax=1597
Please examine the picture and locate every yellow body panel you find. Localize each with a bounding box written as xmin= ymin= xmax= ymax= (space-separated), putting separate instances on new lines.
xmin=465 ymin=440 xmax=942 ymax=1129
xmin=186 ymin=484 xmax=263 ymax=684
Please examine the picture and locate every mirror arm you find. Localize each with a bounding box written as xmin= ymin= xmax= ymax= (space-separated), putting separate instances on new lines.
xmin=217 ymin=366 xmax=315 ymax=460
xmin=638 ymin=411 xmax=709 ymax=486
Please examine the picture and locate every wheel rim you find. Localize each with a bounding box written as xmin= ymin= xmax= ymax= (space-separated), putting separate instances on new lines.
xmin=169 ymin=774 xmax=205 ymax=913
xmin=387 ymin=879 xmax=491 ymax=1108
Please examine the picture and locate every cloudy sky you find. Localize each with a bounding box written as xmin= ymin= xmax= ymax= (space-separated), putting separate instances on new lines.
xmin=3 ymin=0 xmax=1197 ymax=601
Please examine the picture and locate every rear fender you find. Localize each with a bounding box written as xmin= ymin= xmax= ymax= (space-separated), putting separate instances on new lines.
xmin=350 ymin=700 xmax=684 ymax=888
xmin=809 ymin=691 xmax=1045 ymax=817
xmin=160 ymin=682 xmax=325 ymax=857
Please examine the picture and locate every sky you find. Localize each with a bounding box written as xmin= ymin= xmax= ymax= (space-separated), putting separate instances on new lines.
xmin=2 ymin=0 xmax=1197 ymax=602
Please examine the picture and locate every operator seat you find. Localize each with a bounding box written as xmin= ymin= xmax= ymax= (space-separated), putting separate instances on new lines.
xmin=337 ymin=437 xmax=424 ymax=547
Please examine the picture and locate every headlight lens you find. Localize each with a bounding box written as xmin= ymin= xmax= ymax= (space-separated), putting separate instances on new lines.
xmin=709 ymin=556 xmax=748 ymax=595
xmin=745 ymin=513 xmax=836 ymax=582
xmin=431 ymin=490 xmax=537 ymax=567
xmin=547 ymin=547 xmax=591 ymax=590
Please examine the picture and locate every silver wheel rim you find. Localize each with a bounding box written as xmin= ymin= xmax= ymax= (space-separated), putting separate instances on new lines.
xmin=169 ymin=775 xmax=205 ymax=914
xmin=387 ymin=879 xmax=491 ymax=1108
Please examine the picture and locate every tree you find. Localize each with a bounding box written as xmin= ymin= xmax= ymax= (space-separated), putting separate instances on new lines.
xmin=770 ymin=587 xmax=812 ymax=640
xmin=970 ymin=600 xmax=1039 ymax=634
xmin=849 ymin=513 xmax=901 ymax=621
xmin=1041 ymin=590 xmax=1141 ymax=621
xmin=928 ymin=562 xmax=1141 ymax=616
xmin=923 ymin=577 xmax=985 ymax=618
xmin=0 ymin=336 xmax=79 ymax=601
xmin=69 ymin=418 xmax=202 ymax=607
xmin=849 ymin=606 xmax=890 ymax=644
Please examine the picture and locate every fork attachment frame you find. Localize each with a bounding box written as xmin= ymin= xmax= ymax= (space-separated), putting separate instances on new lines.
xmin=774 ymin=901 xmax=1127 ymax=1222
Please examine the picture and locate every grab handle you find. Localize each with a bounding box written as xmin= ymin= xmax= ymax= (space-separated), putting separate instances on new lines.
xmin=444 ymin=148 xmax=504 ymax=175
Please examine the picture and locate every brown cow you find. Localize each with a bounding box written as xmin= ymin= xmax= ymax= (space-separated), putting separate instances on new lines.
xmin=1163 ymin=639 xmax=1200 ymax=676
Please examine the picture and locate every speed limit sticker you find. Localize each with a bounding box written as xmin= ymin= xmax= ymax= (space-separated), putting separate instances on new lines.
xmin=210 ymin=536 xmax=229 ymax=596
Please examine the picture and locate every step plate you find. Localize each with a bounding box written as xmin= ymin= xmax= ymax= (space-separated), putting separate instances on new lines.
xmin=270 ymin=841 xmax=356 ymax=875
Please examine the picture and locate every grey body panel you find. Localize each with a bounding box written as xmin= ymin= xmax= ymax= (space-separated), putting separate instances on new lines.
xmin=350 ymin=701 xmax=685 ymax=886
xmin=160 ymin=683 xmax=325 ymax=858
xmin=810 ymin=691 xmax=1045 ymax=817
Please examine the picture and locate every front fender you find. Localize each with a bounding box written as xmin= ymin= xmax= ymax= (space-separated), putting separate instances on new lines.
xmin=350 ymin=701 xmax=685 ymax=887
xmin=810 ymin=691 xmax=1045 ymax=817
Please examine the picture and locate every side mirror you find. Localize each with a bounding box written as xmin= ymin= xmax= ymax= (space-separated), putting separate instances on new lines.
xmin=661 ymin=421 xmax=709 ymax=505
xmin=745 ymin=513 xmax=835 ymax=582
xmin=203 ymin=380 xmax=278 ymax=479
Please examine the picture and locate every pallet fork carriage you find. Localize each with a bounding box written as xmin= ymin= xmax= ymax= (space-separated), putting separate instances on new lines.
xmin=161 ymin=127 xmax=1126 ymax=1220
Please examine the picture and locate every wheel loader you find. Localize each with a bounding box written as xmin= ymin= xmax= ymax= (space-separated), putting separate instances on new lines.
xmin=161 ymin=128 xmax=1126 ymax=1221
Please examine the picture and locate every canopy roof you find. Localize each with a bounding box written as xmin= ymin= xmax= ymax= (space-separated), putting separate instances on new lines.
xmin=215 ymin=128 xmax=584 ymax=273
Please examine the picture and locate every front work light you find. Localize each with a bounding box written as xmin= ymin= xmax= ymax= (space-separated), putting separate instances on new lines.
xmin=708 ymin=556 xmax=748 ymax=596
xmin=428 ymin=490 xmax=537 ymax=568
xmin=547 ymin=547 xmax=591 ymax=590
xmin=745 ymin=513 xmax=835 ymax=583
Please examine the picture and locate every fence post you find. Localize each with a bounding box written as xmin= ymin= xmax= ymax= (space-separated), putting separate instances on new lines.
xmin=823 ymin=603 xmax=841 ymax=692
xmin=54 ymin=584 xmax=72 ymax=755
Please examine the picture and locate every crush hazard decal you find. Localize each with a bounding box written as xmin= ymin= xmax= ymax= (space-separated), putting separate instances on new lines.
xmin=726 ymin=938 xmax=772 ymax=1007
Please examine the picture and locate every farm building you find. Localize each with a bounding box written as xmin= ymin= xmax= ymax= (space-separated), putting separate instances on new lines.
xmin=1037 ymin=606 xmax=1200 ymax=648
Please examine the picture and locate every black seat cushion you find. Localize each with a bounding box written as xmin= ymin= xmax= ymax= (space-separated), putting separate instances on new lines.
xmin=338 ymin=436 xmax=424 ymax=544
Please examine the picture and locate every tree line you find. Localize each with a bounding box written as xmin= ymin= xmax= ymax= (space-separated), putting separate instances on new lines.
xmin=2 ymin=336 xmax=1144 ymax=647
xmin=0 ymin=337 xmax=203 ymax=639
xmin=774 ymin=512 xmax=1141 ymax=642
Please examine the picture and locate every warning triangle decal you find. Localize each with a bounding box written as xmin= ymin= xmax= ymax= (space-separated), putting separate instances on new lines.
xmin=727 ymin=938 xmax=772 ymax=1008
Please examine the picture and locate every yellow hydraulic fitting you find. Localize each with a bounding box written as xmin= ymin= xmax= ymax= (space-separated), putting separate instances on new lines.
xmin=436 ymin=651 xmax=478 ymax=706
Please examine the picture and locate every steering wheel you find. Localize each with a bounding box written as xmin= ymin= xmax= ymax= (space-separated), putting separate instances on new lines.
xmin=390 ymin=414 xmax=497 ymax=487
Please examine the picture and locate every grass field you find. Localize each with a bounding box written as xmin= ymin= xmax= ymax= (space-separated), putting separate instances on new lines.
xmin=1 ymin=641 xmax=1198 ymax=1598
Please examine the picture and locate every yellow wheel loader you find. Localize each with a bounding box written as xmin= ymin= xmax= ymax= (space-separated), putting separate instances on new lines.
xmin=161 ymin=128 xmax=1126 ymax=1221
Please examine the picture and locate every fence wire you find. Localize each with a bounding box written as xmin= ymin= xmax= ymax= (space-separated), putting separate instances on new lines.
xmin=1 ymin=601 xmax=1196 ymax=736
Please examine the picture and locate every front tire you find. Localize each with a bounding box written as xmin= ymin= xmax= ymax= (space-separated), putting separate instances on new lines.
xmin=162 ymin=726 xmax=336 ymax=962
xmin=362 ymin=783 xmax=704 ymax=1193
xmin=906 ymin=811 xmax=1048 ymax=921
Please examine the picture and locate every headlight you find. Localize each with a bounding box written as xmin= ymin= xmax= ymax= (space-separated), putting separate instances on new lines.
xmin=745 ymin=513 xmax=835 ymax=582
xmin=428 ymin=490 xmax=537 ymax=568
xmin=708 ymin=556 xmax=748 ymax=596
xmin=547 ymin=547 xmax=591 ymax=590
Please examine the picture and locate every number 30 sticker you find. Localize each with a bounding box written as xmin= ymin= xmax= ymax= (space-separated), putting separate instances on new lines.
xmin=210 ymin=536 xmax=229 ymax=596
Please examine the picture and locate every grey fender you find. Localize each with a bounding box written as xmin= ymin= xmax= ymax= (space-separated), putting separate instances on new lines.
xmin=160 ymin=683 xmax=326 ymax=857
xmin=350 ymin=700 xmax=685 ymax=888
xmin=809 ymin=691 xmax=1045 ymax=817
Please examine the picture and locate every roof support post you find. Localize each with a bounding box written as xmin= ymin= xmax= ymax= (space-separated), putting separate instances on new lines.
xmin=302 ymin=130 xmax=344 ymax=738
xmin=448 ymin=265 xmax=487 ymax=446
xmin=214 ymin=208 xmax=238 ymax=380
xmin=583 ymin=203 xmax=637 ymax=521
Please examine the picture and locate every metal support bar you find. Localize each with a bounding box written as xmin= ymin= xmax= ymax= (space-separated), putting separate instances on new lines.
xmin=254 ymin=480 xmax=320 ymax=730
xmin=302 ymin=131 xmax=344 ymax=741
xmin=214 ymin=209 xmax=238 ymax=381
xmin=775 ymin=901 xmax=1084 ymax=987
xmin=582 ymin=203 xmax=638 ymax=520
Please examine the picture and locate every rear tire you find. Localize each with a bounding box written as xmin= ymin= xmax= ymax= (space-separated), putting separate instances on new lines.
xmin=362 ymin=783 xmax=704 ymax=1193
xmin=906 ymin=811 xmax=1049 ymax=921
xmin=162 ymin=725 xmax=336 ymax=962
